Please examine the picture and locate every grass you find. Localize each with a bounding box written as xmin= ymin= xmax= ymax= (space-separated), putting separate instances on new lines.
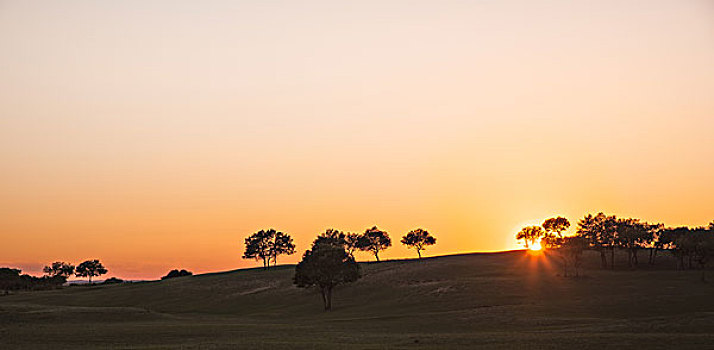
xmin=1 ymin=250 xmax=713 ymax=349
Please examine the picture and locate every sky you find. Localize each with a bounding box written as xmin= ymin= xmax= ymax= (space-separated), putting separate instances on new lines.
xmin=1 ymin=0 xmax=713 ymax=279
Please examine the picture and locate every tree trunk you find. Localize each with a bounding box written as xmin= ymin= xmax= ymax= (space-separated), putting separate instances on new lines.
xmin=632 ymin=249 xmax=638 ymax=266
xmin=327 ymin=287 xmax=332 ymax=311
xmin=600 ymin=250 xmax=607 ymax=269
xmin=702 ymin=267 xmax=707 ymax=283
xmin=89 ymin=276 xmax=92 ymax=284
xmin=417 ymin=249 xmax=422 ymax=259
xmin=610 ymin=248 xmax=615 ymax=270
xmin=320 ymin=288 xmax=328 ymax=310
xmin=688 ymin=255 xmax=693 ymax=269
xmin=375 ymin=250 xmax=380 ymax=262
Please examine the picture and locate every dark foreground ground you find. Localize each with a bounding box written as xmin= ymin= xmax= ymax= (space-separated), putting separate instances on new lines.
xmin=1 ymin=250 xmax=713 ymax=349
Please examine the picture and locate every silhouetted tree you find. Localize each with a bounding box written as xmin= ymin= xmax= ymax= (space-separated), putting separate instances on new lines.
xmin=294 ymin=242 xmax=360 ymax=311
xmin=577 ymin=213 xmax=618 ymax=269
xmin=691 ymin=226 xmax=714 ymax=282
xmin=43 ymin=261 xmax=75 ymax=279
xmin=314 ymin=229 xmax=361 ymax=258
xmin=75 ymin=260 xmax=107 ymax=284
xmin=270 ymin=231 xmax=296 ymax=266
xmin=516 ymin=226 xmax=544 ymax=249
xmin=617 ymin=218 xmax=650 ymax=268
xmin=0 ymin=268 xmax=23 ymax=293
xmin=357 ymin=226 xmax=391 ymax=262
xmin=243 ymin=229 xmax=295 ymax=269
xmin=401 ymin=228 xmax=436 ymax=259
xmin=161 ymin=269 xmax=193 ymax=280
xmin=562 ymin=236 xmax=588 ymax=277
xmin=102 ymin=277 xmax=124 ymax=284
xmin=542 ymin=217 xmax=570 ymax=249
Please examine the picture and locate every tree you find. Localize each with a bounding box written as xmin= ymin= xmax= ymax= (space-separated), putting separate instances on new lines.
xmin=294 ymin=242 xmax=360 ymax=311
xmin=357 ymin=226 xmax=391 ymax=262
xmin=314 ymin=229 xmax=361 ymax=258
xmin=562 ymin=236 xmax=588 ymax=277
xmin=576 ymin=213 xmax=617 ymax=269
xmin=516 ymin=226 xmax=544 ymax=249
xmin=243 ymin=229 xmax=295 ymax=269
xmin=401 ymin=228 xmax=436 ymax=259
xmin=75 ymin=260 xmax=108 ymax=284
xmin=692 ymin=227 xmax=714 ymax=282
xmin=270 ymin=231 xmax=296 ymax=266
xmin=617 ymin=218 xmax=649 ymax=268
xmin=161 ymin=269 xmax=193 ymax=280
xmin=542 ymin=217 xmax=570 ymax=249
xmin=42 ymin=261 xmax=75 ymax=278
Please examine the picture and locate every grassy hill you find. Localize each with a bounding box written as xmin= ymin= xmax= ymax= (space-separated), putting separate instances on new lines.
xmin=1 ymin=250 xmax=713 ymax=349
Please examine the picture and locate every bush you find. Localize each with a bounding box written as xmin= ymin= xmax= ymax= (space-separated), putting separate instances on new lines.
xmin=161 ymin=269 xmax=192 ymax=280
xmin=102 ymin=277 xmax=124 ymax=284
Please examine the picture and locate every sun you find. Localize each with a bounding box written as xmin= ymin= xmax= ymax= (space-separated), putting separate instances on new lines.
xmin=529 ymin=241 xmax=542 ymax=251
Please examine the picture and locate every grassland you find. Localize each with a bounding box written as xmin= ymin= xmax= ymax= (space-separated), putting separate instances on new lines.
xmin=1 ymin=250 xmax=713 ymax=349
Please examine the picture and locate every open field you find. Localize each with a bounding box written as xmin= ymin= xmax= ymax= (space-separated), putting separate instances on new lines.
xmin=1 ymin=250 xmax=713 ymax=349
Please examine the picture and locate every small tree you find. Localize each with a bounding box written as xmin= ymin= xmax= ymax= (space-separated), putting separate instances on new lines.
xmin=401 ymin=228 xmax=437 ymax=259
xmin=357 ymin=226 xmax=392 ymax=262
xmin=542 ymin=217 xmax=570 ymax=248
xmin=270 ymin=231 xmax=296 ymax=266
xmin=562 ymin=236 xmax=587 ymax=277
xmin=314 ymin=229 xmax=361 ymax=258
xmin=43 ymin=261 xmax=75 ymax=278
xmin=161 ymin=269 xmax=193 ymax=280
xmin=75 ymin=260 xmax=107 ymax=284
xmin=516 ymin=226 xmax=544 ymax=249
xmin=242 ymin=229 xmax=274 ymax=269
xmin=294 ymin=243 xmax=360 ymax=311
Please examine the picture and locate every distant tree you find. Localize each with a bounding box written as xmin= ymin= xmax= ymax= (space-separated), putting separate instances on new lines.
xmin=617 ymin=218 xmax=650 ymax=268
xmin=294 ymin=243 xmax=360 ymax=311
xmin=270 ymin=231 xmax=296 ymax=266
xmin=102 ymin=277 xmax=124 ymax=284
xmin=516 ymin=226 xmax=544 ymax=249
xmin=343 ymin=232 xmax=362 ymax=258
xmin=668 ymin=227 xmax=695 ymax=270
xmin=646 ymin=223 xmax=664 ymax=265
xmin=244 ymin=229 xmax=295 ymax=269
xmin=314 ymin=229 xmax=361 ymax=258
xmin=401 ymin=228 xmax=436 ymax=259
xmin=75 ymin=260 xmax=107 ymax=284
xmin=576 ymin=213 xmax=618 ymax=269
xmin=161 ymin=269 xmax=193 ymax=280
xmin=0 ymin=267 xmax=24 ymax=293
xmin=42 ymin=261 xmax=75 ymax=279
xmin=542 ymin=217 xmax=570 ymax=249
xmin=357 ymin=226 xmax=392 ymax=262
xmin=562 ymin=236 xmax=588 ymax=277
xmin=692 ymin=227 xmax=714 ymax=282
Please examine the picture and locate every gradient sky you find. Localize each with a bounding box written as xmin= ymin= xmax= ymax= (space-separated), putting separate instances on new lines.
xmin=1 ymin=0 xmax=713 ymax=279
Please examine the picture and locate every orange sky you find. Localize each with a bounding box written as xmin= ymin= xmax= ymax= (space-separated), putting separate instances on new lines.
xmin=1 ymin=1 xmax=713 ymax=279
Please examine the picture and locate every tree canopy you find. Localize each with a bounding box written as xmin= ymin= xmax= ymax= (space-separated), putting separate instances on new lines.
xmin=357 ymin=226 xmax=391 ymax=262
xmin=516 ymin=226 xmax=544 ymax=249
xmin=401 ymin=228 xmax=437 ymax=259
xmin=75 ymin=260 xmax=108 ymax=283
xmin=242 ymin=229 xmax=296 ymax=269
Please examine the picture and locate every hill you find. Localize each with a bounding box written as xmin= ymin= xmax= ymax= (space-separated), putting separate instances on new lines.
xmin=1 ymin=250 xmax=713 ymax=349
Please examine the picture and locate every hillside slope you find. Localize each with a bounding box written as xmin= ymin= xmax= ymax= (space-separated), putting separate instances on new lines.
xmin=1 ymin=251 xmax=713 ymax=349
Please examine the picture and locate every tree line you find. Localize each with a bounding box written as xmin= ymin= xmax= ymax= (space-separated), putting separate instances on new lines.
xmin=516 ymin=214 xmax=714 ymax=281
xmin=241 ymin=226 xmax=437 ymax=311
xmin=0 ymin=259 xmax=108 ymax=293
xmin=241 ymin=226 xmax=437 ymax=269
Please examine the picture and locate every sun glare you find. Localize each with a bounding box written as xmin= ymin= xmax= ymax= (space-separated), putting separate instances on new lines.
xmin=529 ymin=241 xmax=542 ymax=251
